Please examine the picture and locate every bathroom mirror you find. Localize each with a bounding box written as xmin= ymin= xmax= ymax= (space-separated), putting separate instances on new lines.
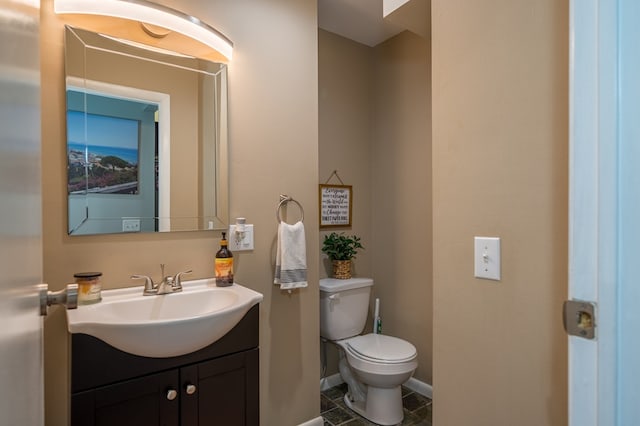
xmin=64 ymin=25 xmax=228 ymax=235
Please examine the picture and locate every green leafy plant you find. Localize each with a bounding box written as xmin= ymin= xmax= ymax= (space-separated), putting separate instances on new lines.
xmin=321 ymin=232 xmax=364 ymax=261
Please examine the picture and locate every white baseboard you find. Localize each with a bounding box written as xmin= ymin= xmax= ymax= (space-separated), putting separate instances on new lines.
xmin=404 ymin=377 xmax=433 ymax=399
xmin=319 ymin=373 xmax=433 ymax=399
xmin=320 ymin=373 xmax=344 ymax=391
xmin=297 ymin=416 xmax=324 ymax=426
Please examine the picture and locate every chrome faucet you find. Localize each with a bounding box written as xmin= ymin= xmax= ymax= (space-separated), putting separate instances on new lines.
xmin=131 ymin=264 xmax=192 ymax=296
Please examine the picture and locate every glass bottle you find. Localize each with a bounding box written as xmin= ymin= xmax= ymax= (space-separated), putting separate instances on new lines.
xmin=215 ymin=232 xmax=233 ymax=287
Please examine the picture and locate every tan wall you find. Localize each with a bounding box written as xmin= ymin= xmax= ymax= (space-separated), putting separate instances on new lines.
xmin=318 ymin=29 xmax=374 ymax=378
xmin=318 ymin=29 xmax=432 ymax=385
xmin=318 ymin=30 xmax=373 ymax=280
xmin=372 ymin=30 xmax=432 ymax=385
xmin=432 ymin=1 xmax=568 ymax=425
xmin=41 ymin=0 xmax=319 ymax=425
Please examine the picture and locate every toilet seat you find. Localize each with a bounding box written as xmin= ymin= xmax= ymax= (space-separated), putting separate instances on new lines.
xmin=344 ymin=333 xmax=417 ymax=364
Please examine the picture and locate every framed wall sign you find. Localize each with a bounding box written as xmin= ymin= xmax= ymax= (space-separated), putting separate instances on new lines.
xmin=319 ymin=184 xmax=352 ymax=228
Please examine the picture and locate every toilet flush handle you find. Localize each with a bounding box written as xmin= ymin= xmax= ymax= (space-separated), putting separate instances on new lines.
xmin=328 ymin=293 xmax=340 ymax=301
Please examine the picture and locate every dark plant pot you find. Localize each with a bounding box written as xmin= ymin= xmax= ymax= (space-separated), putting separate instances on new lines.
xmin=332 ymin=260 xmax=352 ymax=279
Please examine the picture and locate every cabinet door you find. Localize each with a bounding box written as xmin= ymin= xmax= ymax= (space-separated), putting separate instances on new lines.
xmin=72 ymin=369 xmax=180 ymax=426
xmin=181 ymin=349 xmax=259 ymax=426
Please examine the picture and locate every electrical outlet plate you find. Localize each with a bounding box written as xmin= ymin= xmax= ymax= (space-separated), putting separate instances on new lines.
xmin=229 ymin=224 xmax=254 ymax=251
xmin=474 ymin=236 xmax=501 ymax=280
xmin=122 ymin=219 xmax=140 ymax=232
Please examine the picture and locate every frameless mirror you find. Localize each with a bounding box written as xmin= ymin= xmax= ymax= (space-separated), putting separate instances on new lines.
xmin=64 ymin=25 xmax=228 ymax=235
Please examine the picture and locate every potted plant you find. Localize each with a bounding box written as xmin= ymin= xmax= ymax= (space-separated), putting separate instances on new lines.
xmin=321 ymin=232 xmax=364 ymax=279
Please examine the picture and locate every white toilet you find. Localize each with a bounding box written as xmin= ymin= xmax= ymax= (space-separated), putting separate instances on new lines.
xmin=320 ymin=278 xmax=417 ymax=426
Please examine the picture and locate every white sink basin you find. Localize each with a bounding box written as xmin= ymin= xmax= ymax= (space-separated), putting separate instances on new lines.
xmin=66 ymin=279 xmax=263 ymax=358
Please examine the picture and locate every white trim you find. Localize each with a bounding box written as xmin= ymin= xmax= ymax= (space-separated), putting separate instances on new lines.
xmin=297 ymin=417 xmax=324 ymax=426
xmin=569 ymin=1 xmax=618 ymax=425
xmin=404 ymin=377 xmax=433 ymax=399
xmin=320 ymin=373 xmax=343 ymax=392
xmin=320 ymin=373 xmax=433 ymax=399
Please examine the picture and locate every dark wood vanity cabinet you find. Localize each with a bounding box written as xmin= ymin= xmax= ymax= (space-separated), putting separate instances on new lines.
xmin=72 ymin=369 xmax=180 ymax=426
xmin=71 ymin=305 xmax=259 ymax=426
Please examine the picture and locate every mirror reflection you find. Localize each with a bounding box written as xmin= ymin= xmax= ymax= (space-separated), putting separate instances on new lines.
xmin=65 ymin=25 xmax=228 ymax=235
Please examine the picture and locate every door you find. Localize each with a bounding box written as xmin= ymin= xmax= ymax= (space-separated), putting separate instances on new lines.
xmin=0 ymin=1 xmax=43 ymax=425
xmin=569 ymin=0 xmax=640 ymax=425
xmin=180 ymin=349 xmax=259 ymax=426
xmin=71 ymin=369 xmax=180 ymax=426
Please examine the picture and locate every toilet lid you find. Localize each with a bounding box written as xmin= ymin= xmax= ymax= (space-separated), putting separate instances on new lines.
xmin=346 ymin=334 xmax=416 ymax=364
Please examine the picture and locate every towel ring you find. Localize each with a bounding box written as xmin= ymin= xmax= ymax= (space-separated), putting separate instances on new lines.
xmin=277 ymin=195 xmax=304 ymax=224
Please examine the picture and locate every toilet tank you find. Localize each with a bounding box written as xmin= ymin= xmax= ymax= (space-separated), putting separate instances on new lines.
xmin=319 ymin=277 xmax=373 ymax=340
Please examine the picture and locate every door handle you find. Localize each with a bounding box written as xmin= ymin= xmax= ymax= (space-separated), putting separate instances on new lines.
xmin=38 ymin=283 xmax=78 ymax=316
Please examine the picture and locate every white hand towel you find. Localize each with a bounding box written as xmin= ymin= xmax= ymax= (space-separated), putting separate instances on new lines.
xmin=274 ymin=221 xmax=308 ymax=290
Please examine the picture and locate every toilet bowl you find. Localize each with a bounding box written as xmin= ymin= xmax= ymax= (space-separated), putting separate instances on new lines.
xmin=319 ymin=278 xmax=418 ymax=425
xmin=336 ymin=333 xmax=417 ymax=425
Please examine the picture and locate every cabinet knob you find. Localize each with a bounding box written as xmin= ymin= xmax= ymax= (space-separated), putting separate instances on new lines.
xmin=166 ymin=389 xmax=178 ymax=401
xmin=185 ymin=384 xmax=197 ymax=395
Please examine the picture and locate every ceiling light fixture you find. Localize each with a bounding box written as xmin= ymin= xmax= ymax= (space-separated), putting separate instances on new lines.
xmin=54 ymin=0 xmax=233 ymax=61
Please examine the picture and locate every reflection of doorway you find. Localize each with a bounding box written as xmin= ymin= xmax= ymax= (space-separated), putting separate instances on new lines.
xmin=66 ymin=79 xmax=171 ymax=234
xmin=155 ymin=120 xmax=159 ymax=231
xmin=67 ymin=90 xmax=158 ymax=234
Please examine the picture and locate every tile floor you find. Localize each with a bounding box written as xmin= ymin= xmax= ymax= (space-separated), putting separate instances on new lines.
xmin=321 ymin=383 xmax=432 ymax=426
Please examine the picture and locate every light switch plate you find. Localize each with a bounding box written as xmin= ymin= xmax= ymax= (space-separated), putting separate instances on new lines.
xmin=229 ymin=224 xmax=254 ymax=251
xmin=474 ymin=236 xmax=501 ymax=280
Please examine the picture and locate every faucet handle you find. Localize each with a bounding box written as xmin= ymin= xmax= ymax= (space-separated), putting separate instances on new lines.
xmin=131 ymin=274 xmax=156 ymax=295
xmin=173 ymin=270 xmax=193 ymax=289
